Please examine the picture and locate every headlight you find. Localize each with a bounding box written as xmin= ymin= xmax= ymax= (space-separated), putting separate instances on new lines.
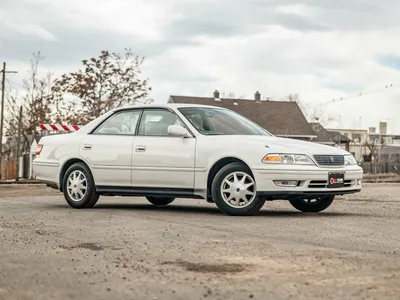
xmin=344 ymin=154 xmax=357 ymax=165
xmin=262 ymin=154 xmax=315 ymax=165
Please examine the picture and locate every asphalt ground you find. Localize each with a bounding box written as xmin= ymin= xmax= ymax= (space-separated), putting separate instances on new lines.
xmin=0 ymin=183 xmax=399 ymax=300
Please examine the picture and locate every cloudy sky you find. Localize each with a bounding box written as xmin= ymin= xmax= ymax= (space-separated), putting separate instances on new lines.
xmin=1 ymin=0 xmax=400 ymax=132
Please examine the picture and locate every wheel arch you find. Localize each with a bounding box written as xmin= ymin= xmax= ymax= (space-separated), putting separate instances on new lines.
xmin=206 ymin=156 xmax=254 ymax=199
xmin=59 ymin=158 xmax=93 ymax=192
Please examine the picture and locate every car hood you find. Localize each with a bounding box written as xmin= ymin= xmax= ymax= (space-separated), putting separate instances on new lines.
xmin=207 ymin=135 xmax=349 ymax=156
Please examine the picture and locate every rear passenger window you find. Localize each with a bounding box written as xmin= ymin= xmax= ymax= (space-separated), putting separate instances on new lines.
xmin=94 ymin=110 xmax=141 ymax=135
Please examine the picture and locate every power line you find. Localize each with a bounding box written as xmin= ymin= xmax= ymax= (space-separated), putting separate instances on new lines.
xmin=6 ymin=78 xmax=23 ymax=89
xmin=309 ymin=84 xmax=398 ymax=108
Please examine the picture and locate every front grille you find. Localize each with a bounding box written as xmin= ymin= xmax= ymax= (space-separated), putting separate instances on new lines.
xmin=308 ymin=180 xmax=352 ymax=188
xmin=313 ymin=155 xmax=344 ymax=166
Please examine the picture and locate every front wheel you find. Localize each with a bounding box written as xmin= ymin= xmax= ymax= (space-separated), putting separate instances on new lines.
xmin=146 ymin=196 xmax=175 ymax=206
xmin=211 ymin=162 xmax=265 ymax=216
xmin=63 ymin=163 xmax=99 ymax=209
xmin=289 ymin=195 xmax=335 ymax=213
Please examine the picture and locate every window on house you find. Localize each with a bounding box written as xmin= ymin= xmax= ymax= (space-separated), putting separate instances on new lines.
xmin=352 ymin=133 xmax=361 ymax=143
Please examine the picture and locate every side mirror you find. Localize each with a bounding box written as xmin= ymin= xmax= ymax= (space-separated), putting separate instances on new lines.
xmin=168 ymin=125 xmax=190 ymax=137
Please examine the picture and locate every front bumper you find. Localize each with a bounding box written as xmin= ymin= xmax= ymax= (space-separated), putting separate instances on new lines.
xmin=253 ymin=165 xmax=363 ymax=199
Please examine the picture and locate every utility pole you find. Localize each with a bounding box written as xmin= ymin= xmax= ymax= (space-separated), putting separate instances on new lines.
xmin=0 ymin=62 xmax=18 ymax=180
xmin=16 ymin=106 xmax=22 ymax=182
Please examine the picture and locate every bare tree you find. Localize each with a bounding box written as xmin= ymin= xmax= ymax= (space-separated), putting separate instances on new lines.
xmin=283 ymin=93 xmax=336 ymax=126
xmin=365 ymin=134 xmax=385 ymax=161
xmin=22 ymin=52 xmax=55 ymax=135
xmin=4 ymin=89 xmax=20 ymax=138
xmin=363 ymin=134 xmax=385 ymax=174
xmin=365 ymin=139 xmax=377 ymax=162
xmin=284 ymin=93 xmax=309 ymax=118
xmin=52 ymin=48 xmax=152 ymax=124
xmin=308 ymin=106 xmax=336 ymax=126
xmin=284 ymin=93 xmax=300 ymax=102
xmin=226 ymin=92 xmax=236 ymax=98
xmin=220 ymin=92 xmax=244 ymax=99
xmin=4 ymin=52 xmax=58 ymax=153
xmin=4 ymin=89 xmax=30 ymax=155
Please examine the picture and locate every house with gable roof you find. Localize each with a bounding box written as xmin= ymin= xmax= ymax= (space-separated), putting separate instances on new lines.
xmin=169 ymin=90 xmax=317 ymax=141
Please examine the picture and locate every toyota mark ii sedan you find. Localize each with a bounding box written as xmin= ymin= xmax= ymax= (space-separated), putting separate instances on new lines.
xmin=33 ymin=103 xmax=363 ymax=216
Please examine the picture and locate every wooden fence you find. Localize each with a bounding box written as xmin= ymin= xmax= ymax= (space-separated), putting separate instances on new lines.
xmin=0 ymin=160 xmax=17 ymax=180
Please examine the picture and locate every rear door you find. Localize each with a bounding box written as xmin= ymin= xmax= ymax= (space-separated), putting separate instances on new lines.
xmin=79 ymin=109 xmax=142 ymax=187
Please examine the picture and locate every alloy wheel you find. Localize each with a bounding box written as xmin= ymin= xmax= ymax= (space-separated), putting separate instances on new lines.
xmin=220 ymin=172 xmax=256 ymax=208
xmin=67 ymin=170 xmax=88 ymax=202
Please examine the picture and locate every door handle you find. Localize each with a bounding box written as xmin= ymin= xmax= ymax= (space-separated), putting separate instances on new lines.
xmin=83 ymin=144 xmax=92 ymax=150
xmin=135 ymin=145 xmax=146 ymax=152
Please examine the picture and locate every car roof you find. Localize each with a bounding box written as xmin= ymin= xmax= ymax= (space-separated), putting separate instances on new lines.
xmin=113 ymin=103 xmax=224 ymax=111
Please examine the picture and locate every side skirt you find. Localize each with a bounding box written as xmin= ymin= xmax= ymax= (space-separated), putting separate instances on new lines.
xmin=96 ymin=186 xmax=204 ymax=199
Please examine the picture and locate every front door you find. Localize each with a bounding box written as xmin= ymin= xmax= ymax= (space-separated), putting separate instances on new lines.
xmin=79 ymin=109 xmax=142 ymax=187
xmin=131 ymin=108 xmax=196 ymax=190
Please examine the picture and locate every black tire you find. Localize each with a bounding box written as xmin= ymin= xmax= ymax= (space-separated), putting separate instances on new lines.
xmin=146 ymin=196 xmax=175 ymax=206
xmin=289 ymin=195 xmax=335 ymax=213
xmin=211 ymin=162 xmax=265 ymax=216
xmin=62 ymin=162 xmax=99 ymax=209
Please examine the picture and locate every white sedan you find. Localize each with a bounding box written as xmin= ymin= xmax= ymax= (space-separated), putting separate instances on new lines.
xmin=33 ymin=103 xmax=363 ymax=216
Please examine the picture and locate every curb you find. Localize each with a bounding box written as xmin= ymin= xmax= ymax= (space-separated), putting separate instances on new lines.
xmin=0 ymin=181 xmax=44 ymax=185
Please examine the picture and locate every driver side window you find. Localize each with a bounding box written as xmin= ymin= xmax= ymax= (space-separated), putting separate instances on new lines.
xmin=138 ymin=109 xmax=184 ymax=136
xmin=93 ymin=110 xmax=141 ymax=135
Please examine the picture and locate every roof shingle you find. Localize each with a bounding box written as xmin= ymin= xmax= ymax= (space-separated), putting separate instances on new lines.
xmin=169 ymin=95 xmax=316 ymax=137
xmin=310 ymin=122 xmax=351 ymax=144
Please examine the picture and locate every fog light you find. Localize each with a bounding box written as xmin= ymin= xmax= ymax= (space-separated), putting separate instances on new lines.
xmin=357 ymin=179 xmax=362 ymax=185
xmin=274 ymin=180 xmax=299 ymax=187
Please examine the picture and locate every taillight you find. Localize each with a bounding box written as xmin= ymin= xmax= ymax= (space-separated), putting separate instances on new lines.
xmin=36 ymin=144 xmax=43 ymax=155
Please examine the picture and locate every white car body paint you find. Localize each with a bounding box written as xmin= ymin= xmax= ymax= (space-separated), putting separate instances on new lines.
xmin=33 ymin=103 xmax=363 ymax=200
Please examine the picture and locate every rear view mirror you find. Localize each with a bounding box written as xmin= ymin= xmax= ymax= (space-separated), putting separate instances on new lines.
xmin=168 ymin=125 xmax=190 ymax=137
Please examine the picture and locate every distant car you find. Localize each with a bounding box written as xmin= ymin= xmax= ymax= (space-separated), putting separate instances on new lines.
xmin=33 ymin=103 xmax=363 ymax=216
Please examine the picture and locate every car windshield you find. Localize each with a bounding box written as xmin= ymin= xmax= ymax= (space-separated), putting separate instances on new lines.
xmin=178 ymin=107 xmax=272 ymax=136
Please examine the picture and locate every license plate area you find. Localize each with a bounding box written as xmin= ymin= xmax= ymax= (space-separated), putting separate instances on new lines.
xmin=328 ymin=173 xmax=345 ymax=188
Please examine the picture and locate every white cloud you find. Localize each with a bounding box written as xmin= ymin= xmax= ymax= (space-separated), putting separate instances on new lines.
xmin=0 ymin=8 xmax=56 ymax=41
xmin=1 ymin=0 xmax=400 ymax=132
xmin=274 ymin=3 xmax=313 ymax=16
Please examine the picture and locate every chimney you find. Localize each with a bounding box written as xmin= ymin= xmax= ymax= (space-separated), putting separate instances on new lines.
xmin=255 ymin=91 xmax=261 ymax=101
xmin=213 ymin=90 xmax=220 ymax=101
xmin=379 ymin=122 xmax=387 ymax=135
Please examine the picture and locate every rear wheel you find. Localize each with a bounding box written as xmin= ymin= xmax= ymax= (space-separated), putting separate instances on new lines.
xmin=211 ymin=162 xmax=265 ymax=216
xmin=146 ymin=196 xmax=175 ymax=206
xmin=63 ymin=163 xmax=99 ymax=209
xmin=289 ymin=195 xmax=335 ymax=212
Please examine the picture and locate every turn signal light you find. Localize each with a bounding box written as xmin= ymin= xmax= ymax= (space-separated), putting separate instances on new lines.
xmin=262 ymin=154 xmax=281 ymax=163
xmin=36 ymin=145 xmax=43 ymax=155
